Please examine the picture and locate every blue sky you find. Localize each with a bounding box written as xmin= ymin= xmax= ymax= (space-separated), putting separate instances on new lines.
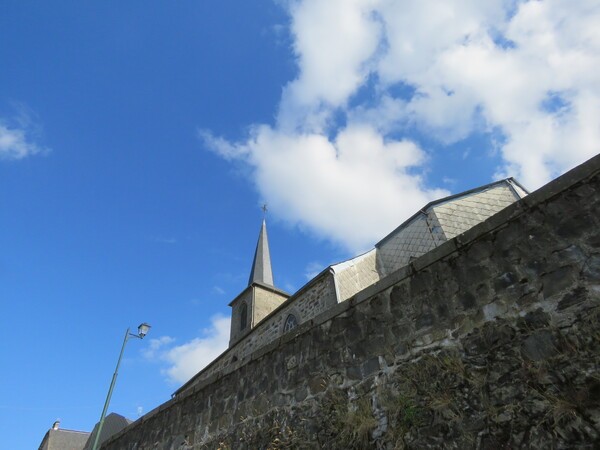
xmin=1 ymin=1 xmax=599 ymax=448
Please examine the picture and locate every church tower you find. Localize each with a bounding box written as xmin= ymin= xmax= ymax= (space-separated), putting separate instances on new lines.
xmin=228 ymin=218 xmax=290 ymax=346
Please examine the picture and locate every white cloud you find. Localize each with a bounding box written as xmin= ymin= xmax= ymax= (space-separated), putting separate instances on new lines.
xmin=366 ymin=0 xmax=600 ymax=187
xmin=202 ymin=0 xmax=600 ymax=250
xmin=0 ymin=107 xmax=49 ymax=160
xmin=278 ymin=0 xmax=382 ymax=132
xmin=0 ymin=123 xmax=46 ymax=160
xmin=144 ymin=315 xmax=230 ymax=385
xmin=203 ymin=125 xmax=446 ymax=251
xmin=141 ymin=336 xmax=176 ymax=359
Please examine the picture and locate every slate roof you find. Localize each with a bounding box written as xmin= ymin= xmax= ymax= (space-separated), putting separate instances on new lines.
xmin=82 ymin=413 xmax=133 ymax=450
xmin=38 ymin=428 xmax=90 ymax=450
xmin=375 ymin=178 xmax=528 ymax=276
xmin=376 ymin=177 xmax=528 ymax=247
xmin=248 ymin=219 xmax=274 ymax=286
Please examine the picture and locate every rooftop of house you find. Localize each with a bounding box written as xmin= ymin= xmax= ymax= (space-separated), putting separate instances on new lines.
xmin=38 ymin=426 xmax=90 ymax=450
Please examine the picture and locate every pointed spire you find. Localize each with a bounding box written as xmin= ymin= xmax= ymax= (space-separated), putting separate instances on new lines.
xmin=248 ymin=218 xmax=274 ymax=286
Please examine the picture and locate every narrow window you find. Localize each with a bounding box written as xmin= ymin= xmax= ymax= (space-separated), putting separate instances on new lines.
xmin=283 ymin=314 xmax=298 ymax=333
xmin=240 ymin=302 xmax=248 ymax=331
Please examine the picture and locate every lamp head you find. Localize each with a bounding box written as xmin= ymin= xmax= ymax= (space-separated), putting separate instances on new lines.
xmin=137 ymin=323 xmax=151 ymax=338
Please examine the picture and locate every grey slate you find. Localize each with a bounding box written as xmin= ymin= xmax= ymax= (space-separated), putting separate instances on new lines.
xmin=248 ymin=219 xmax=274 ymax=286
xmin=38 ymin=428 xmax=90 ymax=450
xmin=83 ymin=413 xmax=133 ymax=450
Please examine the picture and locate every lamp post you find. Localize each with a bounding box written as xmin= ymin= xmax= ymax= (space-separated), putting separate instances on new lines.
xmin=91 ymin=323 xmax=151 ymax=450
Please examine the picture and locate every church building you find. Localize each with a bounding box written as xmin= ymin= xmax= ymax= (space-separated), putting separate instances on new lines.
xmin=176 ymin=177 xmax=528 ymax=396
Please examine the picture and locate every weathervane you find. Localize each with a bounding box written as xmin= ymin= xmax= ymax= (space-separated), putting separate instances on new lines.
xmin=262 ymin=203 xmax=268 ymax=218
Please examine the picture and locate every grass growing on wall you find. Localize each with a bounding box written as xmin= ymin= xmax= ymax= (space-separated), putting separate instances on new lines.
xmin=197 ymin=306 xmax=600 ymax=449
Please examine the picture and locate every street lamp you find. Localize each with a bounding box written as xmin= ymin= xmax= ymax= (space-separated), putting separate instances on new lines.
xmin=91 ymin=323 xmax=151 ymax=450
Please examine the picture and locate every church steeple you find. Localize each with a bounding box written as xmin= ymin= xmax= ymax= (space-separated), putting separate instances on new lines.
xmin=248 ymin=219 xmax=274 ymax=286
xmin=228 ymin=208 xmax=289 ymax=347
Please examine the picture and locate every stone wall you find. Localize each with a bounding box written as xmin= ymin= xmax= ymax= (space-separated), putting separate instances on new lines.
xmin=228 ymin=288 xmax=253 ymax=345
xmin=252 ymin=285 xmax=289 ymax=327
xmin=105 ymin=154 xmax=600 ymax=449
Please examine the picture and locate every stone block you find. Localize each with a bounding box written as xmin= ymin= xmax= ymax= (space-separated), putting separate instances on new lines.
xmin=415 ymin=311 xmax=435 ymax=329
xmin=294 ymin=387 xmax=308 ymax=402
xmin=367 ymin=293 xmax=389 ymax=316
xmin=389 ymin=283 xmax=408 ymax=316
xmin=409 ymin=270 xmax=433 ymax=296
xmin=542 ymin=266 xmax=576 ymax=299
xmin=362 ymin=357 xmax=380 ymax=376
xmin=517 ymin=308 xmax=550 ymax=329
xmin=285 ymin=355 xmax=298 ymax=370
xmin=459 ymin=292 xmax=477 ymax=310
xmin=346 ymin=365 xmax=362 ymax=380
xmin=583 ymin=255 xmax=600 ymax=282
xmin=556 ymin=213 xmax=596 ymax=240
xmin=520 ymin=330 xmax=559 ymax=361
xmin=390 ymin=323 xmax=412 ymax=340
xmin=558 ymin=287 xmax=588 ymax=310
xmin=329 ymin=314 xmax=355 ymax=336
xmin=308 ymin=375 xmax=327 ymax=395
